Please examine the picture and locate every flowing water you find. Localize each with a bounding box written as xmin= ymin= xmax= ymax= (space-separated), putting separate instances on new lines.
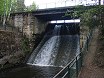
xmin=0 ymin=25 xmax=80 ymax=78
xmin=27 ymin=25 xmax=79 ymax=67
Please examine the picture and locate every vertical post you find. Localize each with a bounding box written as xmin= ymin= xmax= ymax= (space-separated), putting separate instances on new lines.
xmin=99 ymin=0 xmax=101 ymax=5
xmin=65 ymin=1 xmax=66 ymax=6
xmin=46 ymin=3 xmax=47 ymax=8
xmin=55 ymin=2 xmax=56 ymax=8
xmin=76 ymin=57 xmax=78 ymax=77
xmin=68 ymin=66 xmax=70 ymax=78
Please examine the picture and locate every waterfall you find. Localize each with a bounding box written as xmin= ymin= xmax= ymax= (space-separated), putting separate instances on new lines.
xmin=27 ymin=25 xmax=61 ymax=66
xmin=33 ymin=36 xmax=60 ymax=65
xmin=27 ymin=25 xmax=79 ymax=67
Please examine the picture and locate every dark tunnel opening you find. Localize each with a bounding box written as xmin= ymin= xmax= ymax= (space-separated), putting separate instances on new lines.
xmin=45 ymin=23 xmax=80 ymax=35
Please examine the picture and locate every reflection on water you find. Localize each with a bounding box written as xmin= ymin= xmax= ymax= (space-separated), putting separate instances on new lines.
xmin=0 ymin=65 xmax=62 ymax=78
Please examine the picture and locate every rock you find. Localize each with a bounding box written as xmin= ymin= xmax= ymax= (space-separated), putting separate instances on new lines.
xmin=8 ymin=51 xmax=25 ymax=64
xmin=0 ymin=55 xmax=11 ymax=65
xmin=0 ymin=30 xmax=32 ymax=69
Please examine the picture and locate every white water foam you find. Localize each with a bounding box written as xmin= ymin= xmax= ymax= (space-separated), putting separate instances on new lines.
xmin=27 ymin=63 xmax=63 ymax=68
xmin=27 ymin=25 xmax=79 ymax=67
xmin=33 ymin=36 xmax=60 ymax=65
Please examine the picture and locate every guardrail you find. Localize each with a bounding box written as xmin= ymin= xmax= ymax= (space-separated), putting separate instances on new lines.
xmin=53 ymin=29 xmax=93 ymax=78
xmin=37 ymin=1 xmax=100 ymax=9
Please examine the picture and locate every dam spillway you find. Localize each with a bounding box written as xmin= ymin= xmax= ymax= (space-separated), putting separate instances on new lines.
xmin=27 ymin=24 xmax=80 ymax=67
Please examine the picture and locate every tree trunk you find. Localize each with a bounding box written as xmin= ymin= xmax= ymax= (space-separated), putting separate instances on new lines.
xmin=3 ymin=14 xmax=6 ymax=30
xmin=7 ymin=0 xmax=12 ymax=22
xmin=3 ymin=0 xmax=6 ymax=30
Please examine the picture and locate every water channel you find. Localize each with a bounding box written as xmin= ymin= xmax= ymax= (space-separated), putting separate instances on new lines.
xmin=0 ymin=24 xmax=79 ymax=78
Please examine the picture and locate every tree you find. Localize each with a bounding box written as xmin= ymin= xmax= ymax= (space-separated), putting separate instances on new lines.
xmin=72 ymin=5 xmax=104 ymax=29
xmin=0 ymin=0 xmax=4 ymax=22
xmin=25 ymin=2 xmax=37 ymax=11
xmin=0 ymin=0 xmax=26 ymax=28
xmin=80 ymin=7 xmax=99 ymax=29
xmin=0 ymin=0 xmax=4 ymax=15
xmin=10 ymin=0 xmax=18 ymax=13
xmin=1 ymin=0 xmax=13 ymax=27
xmin=15 ymin=0 xmax=25 ymax=12
xmin=11 ymin=0 xmax=26 ymax=13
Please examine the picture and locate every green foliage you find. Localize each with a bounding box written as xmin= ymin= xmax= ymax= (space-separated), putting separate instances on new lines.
xmin=25 ymin=2 xmax=37 ymax=11
xmin=72 ymin=5 xmax=104 ymax=29
xmin=14 ymin=0 xmax=26 ymax=12
xmin=0 ymin=0 xmax=14 ymax=24
xmin=0 ymin=0 xmax=4 ymax=15
xmin=0 ymin=0 xmax=11 ymax=15
xmin=21 ymin=36 xmax=30 ymax=54
xmin=0 ymin=0 xmax=26 ymax=25
xmin=0 ymin=0 xmax=37 ymax=14
xmin=0 ymin=0 xmax=26 ymax=14
xmin=11 ymin=0 xmax=26 ymax=13
xmin=80 ymin=8 xmax=99 ymax=28
xmin=64 ymin=5 xmax=91 ymax=19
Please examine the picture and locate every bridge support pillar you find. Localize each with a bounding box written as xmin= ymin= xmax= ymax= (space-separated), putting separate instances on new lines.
xmin=9 ymin=13 xmax=49 ymax=39
xmin=34 ymin=17 xmax=49 ymax=34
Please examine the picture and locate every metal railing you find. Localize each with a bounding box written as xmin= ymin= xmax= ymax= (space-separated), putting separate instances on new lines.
xmin=53 ymin=29 xmax=93 ymax=78
xmin=53 ymin=53 xmax=82 ymax=78
xmin=37 ymin=0 xmax=100 ymax=9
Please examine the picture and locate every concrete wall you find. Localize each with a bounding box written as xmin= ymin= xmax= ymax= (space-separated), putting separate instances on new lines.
xmin=9 ymin=13 xmax=48 ymax=39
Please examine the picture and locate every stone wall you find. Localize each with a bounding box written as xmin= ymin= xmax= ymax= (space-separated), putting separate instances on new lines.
xmin=9 ymin=13 xmax=48 ymax=39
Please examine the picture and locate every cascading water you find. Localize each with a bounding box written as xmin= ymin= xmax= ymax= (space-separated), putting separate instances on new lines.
xmin=33 ymin=25 xmax=61 ymax=65
xmin=27 ymin=25 xmax=61 ymax=66
xmin=27 ymin=25 xmax=79 ymax=67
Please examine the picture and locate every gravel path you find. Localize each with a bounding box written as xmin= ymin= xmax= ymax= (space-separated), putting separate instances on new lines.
xmin=78 ymin=27 xmax=104 ymax=78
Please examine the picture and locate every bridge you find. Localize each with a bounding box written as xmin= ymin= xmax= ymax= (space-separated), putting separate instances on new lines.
xmin=33 ymin=6 xmax=77 ymax=20
xmin=9 ymin=6 xmax=80 ymax=38
xmin=12 ymin=6 xmax=77 ymax=20
xmin=7 ymin=3 xmax=97 ymax=78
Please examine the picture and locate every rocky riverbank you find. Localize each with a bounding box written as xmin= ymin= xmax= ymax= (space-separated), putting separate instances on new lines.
xmin=0 ymin=30 xmax=32 ymax=69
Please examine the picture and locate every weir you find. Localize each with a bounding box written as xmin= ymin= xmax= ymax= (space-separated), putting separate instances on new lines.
xmin=0 ymin=18 xmax=80 ymax=78
xmin=0 ymin=3 xmax=95 ymax=78
xmin=27 ymin=24 xmax=80 ymax=67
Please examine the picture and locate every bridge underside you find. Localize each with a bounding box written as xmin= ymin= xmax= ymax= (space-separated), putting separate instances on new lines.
xmin=35 ymin=13 xmax=75 ymax=21
xmin=45 ymin=23 xmax=80 ymax=35
xmin=33 ymin=6 xmax=78 ymax=21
